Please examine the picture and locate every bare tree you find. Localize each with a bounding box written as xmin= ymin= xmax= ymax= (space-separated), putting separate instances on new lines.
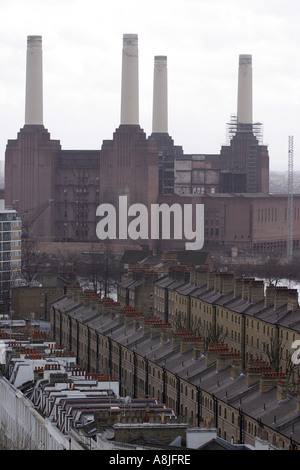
xmin=21 ymin=239 xmax=44 ymax=284
xmin=202 ymin=324 xmax=227 ymax=351
xmin=285 ymin=353 xmax=300 ymax=392
xmin=78 ymin=245 xmax=120 ymax=297
xmin=216 ymin=257 xmax=300 ymax=286
xmin=262 ymin=336 xmax=284 ymax=371
xmin=263 ymin=336 xmax=300 ymax=393
xmin=173 ymin=312 xmax=227 ymax=351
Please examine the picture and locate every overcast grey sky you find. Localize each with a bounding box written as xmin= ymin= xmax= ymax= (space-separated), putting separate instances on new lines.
xmin=1 ymin=0 xmax=300 ymax=170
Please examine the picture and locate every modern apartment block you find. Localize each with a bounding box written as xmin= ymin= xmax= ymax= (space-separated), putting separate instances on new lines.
xmin=0 ymin=200 xmax=22 ymax=307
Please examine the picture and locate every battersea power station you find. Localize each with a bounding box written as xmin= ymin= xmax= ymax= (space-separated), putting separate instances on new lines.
xmin=4 ymin=35 xmax=300 ymax=255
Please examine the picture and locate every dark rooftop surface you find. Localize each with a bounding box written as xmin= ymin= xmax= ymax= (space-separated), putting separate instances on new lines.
xmin=52 ymin=278 xmax=300 ymax=445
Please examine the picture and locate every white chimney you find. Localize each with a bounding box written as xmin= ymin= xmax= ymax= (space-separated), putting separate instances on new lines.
xmin=237 ymin=54 xmax=252 ymax=126
xmin=152 ymin=56 xmax=168 ymax=133
xmin=25 ymin=35 xmax=43 ymax=125
xmin=120 ymin=34 xmax=139 ymax=125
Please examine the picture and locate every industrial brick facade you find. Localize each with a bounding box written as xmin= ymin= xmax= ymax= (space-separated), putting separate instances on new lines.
xmin=4 ymin=35 xmax=297 ymax=255
xmin=5 ymin=124 xmax=298 ymax=253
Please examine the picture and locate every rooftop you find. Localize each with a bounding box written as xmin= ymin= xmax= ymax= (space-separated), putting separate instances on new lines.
xmin=52 ymin=287 xmax=300 ymax=446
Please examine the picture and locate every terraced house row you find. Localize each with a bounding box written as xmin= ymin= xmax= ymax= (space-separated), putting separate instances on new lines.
xmin=152 ymin=267 xmax=300 ymax=373
xmin=50 ymin=267 xmax=300 ymax=450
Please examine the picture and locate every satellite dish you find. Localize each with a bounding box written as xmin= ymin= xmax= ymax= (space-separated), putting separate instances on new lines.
xmin=124 ymin=396 xmax=131 ymax=404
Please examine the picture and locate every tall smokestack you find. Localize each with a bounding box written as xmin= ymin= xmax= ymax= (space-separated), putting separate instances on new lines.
xmin=120 ymin=34 xmax=139 ymax=125
xmin=152 ymin=56 xmax=168 ymax=133
xmin=237 ymin=54 xmax=252 ymax=127
xmin=25 ymin=35 xmax=43 ymax=125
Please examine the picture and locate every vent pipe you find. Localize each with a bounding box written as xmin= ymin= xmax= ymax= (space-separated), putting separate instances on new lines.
xmin=152 ymin=56 xmax=168 ymax=133
xmin=120 ymin=34 xmax=139 ymax=125
xmin=25 ymin=35 xmax=43 ymax=125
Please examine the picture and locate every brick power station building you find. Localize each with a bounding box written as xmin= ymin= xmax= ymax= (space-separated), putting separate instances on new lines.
xmin=4 ymin=35 xmax=300 ymax=255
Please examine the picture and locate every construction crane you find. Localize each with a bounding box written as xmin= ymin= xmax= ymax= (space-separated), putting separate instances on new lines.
xmin=20 ymin=199 xmax=54 ymax=239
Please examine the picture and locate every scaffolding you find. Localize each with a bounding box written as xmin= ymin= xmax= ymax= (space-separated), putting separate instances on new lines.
xmin=226 ymin=114 xmax=263 ymax=145
xmin=287 ymin=135 xmax=294 ymax=260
